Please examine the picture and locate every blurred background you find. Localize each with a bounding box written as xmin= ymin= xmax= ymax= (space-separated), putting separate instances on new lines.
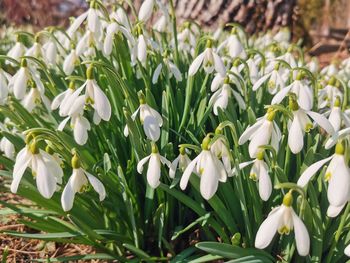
xmin=0 ymin=0 xmax=350 ymax=61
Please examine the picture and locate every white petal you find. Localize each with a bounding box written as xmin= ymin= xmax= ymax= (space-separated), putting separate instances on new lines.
xmin=258 ymin=161 xmax=272 ymax=201
xmin=255 ymin=207 xmax=283 ymax=249
xmin=327 ymin=203 xmax=346 ymax=218
xmin=328 ymin=156 xmax=350 ymax=207
xmin=271 ymin=85 xmax=292 ymax=105
xmin=249 ymin=120 xmax=273 ymax=158
xmin=138 ymin=0 xmax=154 ymax=22
xmin=73 ymin=116 xmax=91 ymax=145
xmin=13 ymin=68 xmax=28 ymax=100
xmin=200 ymin=152 xmax=219 ymax=200
xmin=180 ymin=155 xmax=200 ymax=190
xmin=92 ymin=82 xmax=111 ymax=121
xmin=67 ymin=11 xmax=88 ymax=36
xmin=288 ymin=115 xmax=304 ymax=154
xmin=291 ymin=210 xmax=310 ymax=256
xmin=137 ymin=155 xmax=151 ymax=174
xmin=36 ymin=157 xmax=57 ymax=199
xmin=143 ymin=115 xmax=160 ymax=141
xmin=86 ymin=172 xmax=106 ymax=201
xmin=147 ymin=154 xmax=161 ymax=188
xmin=231 ymin=160 xmax=254 ymax=176
xmin=168 ymin=62 xmax=182 ymax=82
xmin=11 ymin=148 xmax=31 ymax=193
xmin=238 ymin=119 xmax=264 ymax=145
xmin=297 ymin=155 xmax=333 ymax=187
xmin=57 ymin=117 xmax=71 ymax=131
xmin=137 ymin=35 xmax=147 ymax=63
xmin=307 ymin=110 xmax=335 ymax=135
xmin=169 ymin=156 xmax=180 ymax=179
xmin=188 ymin=52 xmax=205 ymax=76
xmin=61 ymin=175 xmax=76 ymax=211
xmin=213 ymin=52 xmax=226 ymax=76
xmin=152 ymin=64 xmax=163 ymax=84
xmin=252 ymin=73 xmax=271 ymax=91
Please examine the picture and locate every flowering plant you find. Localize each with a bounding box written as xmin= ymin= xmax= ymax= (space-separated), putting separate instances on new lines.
xmin=1 ymin=0 xmax=350 ymax=262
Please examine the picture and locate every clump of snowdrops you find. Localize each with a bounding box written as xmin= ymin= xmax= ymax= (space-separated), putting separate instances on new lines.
xmin=1 ymin=0 xmax=350 ymax=262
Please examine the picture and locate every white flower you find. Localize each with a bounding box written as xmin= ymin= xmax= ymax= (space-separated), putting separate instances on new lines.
xmin=255 ymin=191 xmax=310 ymax=256
xmin=11 ymin=142 xmax=63 ymax=199
xmin=272 ymin=74 xmax=313 ymax=111
xmin=131 ymin=98 xmax=163 ymax=141
xmin=297 ymin=142 xmax=350 ymax=209
xmin=345 ymin=244 xmax=350 ymax=257
xmin=6 ymin=41 xmax=25 ymax=65
xmin=253 ymin=64 xmax=287 ymax=95
xmin=152 ymin=57 xmax=182 ymax=84
xmin=51 ymin=84 xmax=76 ymax=116
xmin=103 ymin=22 xmax=134 ymax=56
xmin=0 ymin=137 xmax=15 ymax=159
xmin=232 ymin=151 xmax=272 ymax=201
xmin=325 ymin=97 xmax=350 ymax=132
xmin=21 ymin=87 xmax=51 ymax=112
xmin=0 ymin=68 xmax=11 ymax=104
xmin=209 ymin=78 xmax=246 ymax=115
xmin=318 ymin=77 xmax=343 ymax=109
xmin=307 ymin=58 xmax=319 ymax=73
xmin=25 ymin=42 xmax=44 ymax=59
xmin=63 ymin=49 xmax=79 ymax=75
xmin=43 ymin=39 xmax=57 ymax=65
xmin=238 ymin=109 xmax=281 ymax=158
xmin=210 ymin=135 xmax=231 ymax=173
xmin=177 ymin=26 xmax=197 ymax=56
xmin=189 ymin=40 xmax=226 ymax=77
xmin=138 ymin=0 xmax=155 ymax=22
xmin=57 ymin=95 xmax=91 ymax=145
xmin=62 ymin=67 xmax=112 ymax=124
xmin=76 ymin=30 xmax=96 ymax=57
xmin=137 ymin=145 xmax=171 ymax=188
xmin=111 ymin=7 xmax=131 ymax=31
xmin=180 ymin=136 xmax=227 ymax=200
xmin=61 ymin=154 xmax=105 ymax=211
xmin=287 ymin=98 xmax=334 ymax=154
xmin=169 ymin=148 xmax=191 ymax=179
xmin=10 ymin=67 xmax=29 ymax=100
xmin=217 ymin=32 xmax=246 ymax=59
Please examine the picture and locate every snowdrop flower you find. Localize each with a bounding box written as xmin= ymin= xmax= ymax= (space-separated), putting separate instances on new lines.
xmin=272 ymin=71 xmax=313 ymax=111
xmin=111 ymin=7 xmax=131 ymax=31
xmin=76 ymin=30 xmax=97 ymax=57
xmin=0 ymin=137 xmax=15 ymax=159
xmin=320 ymin=63 xmax=338 ymax=77
xmin=253 ymin=63 xmax=287 ymax=95
xmin=217 ymin=29 xmax=246 ymax=59
xmin=298 ymin=142 xmax=350 ymax=211
xmin=287 ymin=97 xmax=334 ymax=154
xmin=21 ymin=86 xmax=51 ymax=112
xmin=177 ymin=23 xmax=197 ymax=56
xmin=131 ymin=93 xmax=163 ymax=141
xmin=239 ymin=109 xmax=281 ymax=158
xmin=0 ymin=68 xmax=10 ymax=104
xmin=61 ymin=153 xmax=106 ymax=211
xmin=325 ymin=97 xmax=350 ymax=132
xmin=103 ymin=21 xmax=134 ymax=56
xmin=137 ymin=144 xmax=171 ymax=188
xmin=307 ymin=57 xmax=319 ymax=73
xmin=255 ymin=191 xmax=310 ymax=256
xmin=210 ymin=131 xmax=232 ymax=173
xmin=180 ymin=136 xmax=227 ymax=200
xmin=87 ymin=2 xmax=103 ymax=39
xmin=232 ymin=151 xmax=272 ymax=201
xmin=138 ymin=0 xmax=155 ymax=22
xmin=10 ymin=59 xmax=30 ymax=100
xmin=25 ymin=41 xmax=44 ymax=59
xmin=6 ymin=40 xmax=25 ymax=65
xmin=169 ymin=147 xmax=191 ymax=179
xmin=57 ymin=95 xmax=91 ymax=145
xmin=63 ymin=66 xmax=111 ymax=124
xmin=42 ymin=37 xmax=57 ymax=65
xmin=189 ymin=40 xmax=226 ymax=77
xmin=51 ymin=82 xmax=76 ymax=117
xmin=246 ymin=57 xmax=260 ymax=84
xmin=209 ymin=77 xmax=246 ymax=115
xmin=152 ymin=55 xmax=182 ymax=84
xmin=11 ymin=140 xmax=63 ymax=199
xmin=318 ymin=77 xmax=343 ymax=109
xmin=63 ymin=49 xmax=79 ymax=75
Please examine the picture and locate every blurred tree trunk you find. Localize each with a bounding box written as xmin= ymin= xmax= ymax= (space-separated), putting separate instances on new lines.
xmin=171 ymin=0 xmax=297 ymax=34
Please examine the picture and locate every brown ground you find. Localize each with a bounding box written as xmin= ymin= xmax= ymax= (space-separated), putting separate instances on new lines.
xmin=0 ymin=192 xmax=101 ymax=263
